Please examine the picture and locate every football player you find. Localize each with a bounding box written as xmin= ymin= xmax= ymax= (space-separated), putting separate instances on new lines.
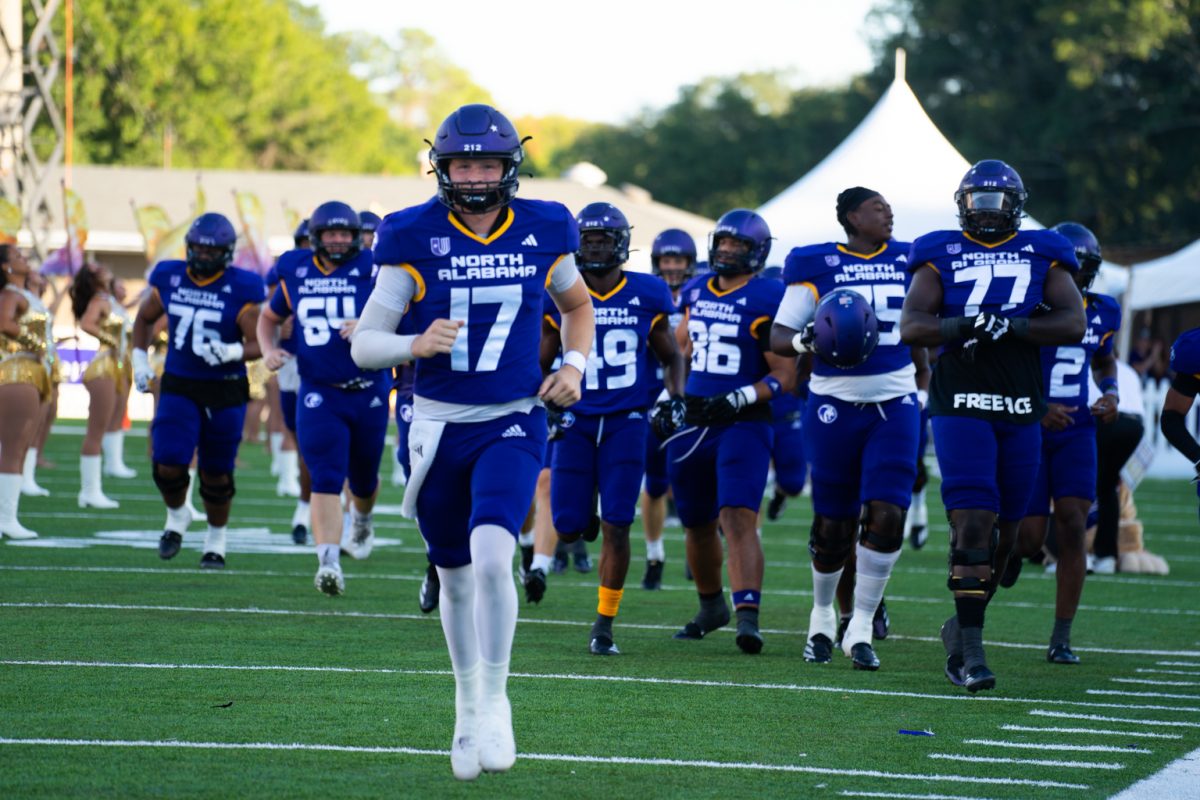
xmin=639 ymin=229 xmax=695 ymax=589
xmin=259 ymin=201 xmax=388 ymax=596
xmin=760 ymin=265 xmax=809 ymax=523
xmin=1160 ymin=327 xmax=1200 ymax=521
xmin=900 ymin=160 xmax=1085 ymax=692
xmin=132 ymin=213 xmax=266 ymax=568
xmin=770 ymin=188 xmax=927 ymax=671
xmin=543 ymin=202 xmax=684 ymax=655
xmin=1007 ymin=222 xmax=1120 ymax=665
xmin=351 ymin=104 xmax=594 ymax=780
xmin=665 ymin=209 xmax=795 ymax=654
xmin=359 ymin=211 xmax=382 ymax=250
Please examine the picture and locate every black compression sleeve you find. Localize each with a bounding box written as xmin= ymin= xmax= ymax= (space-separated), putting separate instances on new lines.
xmin=1172 ymin=373 xmax=1200 ymax=397
xmin=1161 ymin=409 xmax=1200 ymax=464
xmin=939 ymin=317 xmax=973 ymax=343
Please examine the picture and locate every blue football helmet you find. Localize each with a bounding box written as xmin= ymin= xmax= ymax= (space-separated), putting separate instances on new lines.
xmin=293 ymin=218 xmax=310 ymax=249
xmin=428 ymin=104 xmax=526 ymax=214
xmin=651 ymin=228 xmax=697 ymax=290
xmin=955 ymin=160 xmax=1027 ymax=237
xmin=811 ymin=288 xmax=879 ymax=369
xmin=185 ymin=213 xmax=237 ymax=278
xmin=358 ymin=210 xmax=382 ymax=233
xmin=1051 ymin=221 xmax=1102 ymax=290
xmin=708 ymin=209 xmax=772 ymax=275
xmin=758 ymin=265 xmax=784 ymax=283
xmin=309 ymin=201 xmax=362 ymax=265
xmin=575 ymin=202 xmax=630 ymax=272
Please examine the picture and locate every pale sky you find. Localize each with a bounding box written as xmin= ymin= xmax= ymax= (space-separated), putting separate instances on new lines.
xmin=312 ymin=0 xmax=881 ymax=122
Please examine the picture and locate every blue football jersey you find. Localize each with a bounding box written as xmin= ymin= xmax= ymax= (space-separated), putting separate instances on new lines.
xmin=783 ymin=241 xmax=912 ymax=377
xmin=373 ymin=197 xmax=579 ymax=405
xmin=150 ymin=260 xmax=265 ymax=381
xmin=643 ymin=290 xmax=682 ymax=406
xmin=544 ymin=271 xmax=675 ymax=415
xmin=269 ymin=248 xmax=384 ymax=387
xmin=680 ymin=275 xmax=784 ymax=396
xmin=1040 ymin=292 xmax=1121 ymax=428
xmin=1170 ymin=328 xmax=1200 ymax=378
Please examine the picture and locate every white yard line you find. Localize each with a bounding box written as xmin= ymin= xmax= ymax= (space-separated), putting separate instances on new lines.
xmin=927 ymin=753 xmax=1123 ymax=770
xmin=0 ymin=737 xmax=1090 ymax=789
xmin=999 ymin=725 xmax=1181 ymax=740
xmin=4 ymin=658 xmax=1200 ymax=716
xmin=961 ymin=738 xmax=1149 ymax=754
xmin=838 ymin=792 xmax=995 ymax=800
xmin=1112 ymin=678 xmax=1200 ymax=688
xmin=1089 ymin=690 xmax=1200 ymax=701
xmin=1029 ymin=710 xmax=1200 ymax=728
xmin=1109 ymin=746 xmax=1200 ymax=800
xmin=1137 ymin=668 xmax=1200 ymax=676
xmin=1156 ymin=662 xmax=1200 ymax=669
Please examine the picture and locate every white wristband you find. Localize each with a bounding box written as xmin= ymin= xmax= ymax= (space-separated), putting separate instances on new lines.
xmin=791 ymin=331 xmax=811 ymax=353
xmin=735 ymin=384 xmax=758 ymax=406
xmin=562 ymin=349 xmax=588 ymax=374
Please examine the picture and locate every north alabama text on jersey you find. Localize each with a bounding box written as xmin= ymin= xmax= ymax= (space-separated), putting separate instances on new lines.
xmin=595 ymin=307 xmax=638 ymax=327
xmin=947 ymin=250 xmax=1033 ymax=269
xmin=170 ymin=286 xmax=225 ymax=310
xmin=437 ymin=253 xmax=535 ymax=282
xmin=691 ymin=299 xmax=742 ymax=323
xmin=296 ymin=277 xmax=356 ymax=296
xmin=833 ymin=263 xmax=907 ymax=284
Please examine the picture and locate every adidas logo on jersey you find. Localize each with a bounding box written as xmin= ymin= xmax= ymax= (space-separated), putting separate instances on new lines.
xmin=1092 ymin=315 xmax=1102 ymax=324
xmin=349 ymin=268 xmax=360 ymax=277
xmin=501 ymin=424 xmax=526 ymax=438
xmin=736 ymin=297 xmax=748 ymax=306
xmin=1021 ymin=244 xmax=1035 ymax=252
xmin=222 ymin=285 xmax=232 ymax=293
xmin=628 ymin=296 xmax=640 ymax=306
xmin=369 ymin=396 xmax=383 ymax=408
xmin=521 ymin=234 xmax=539 ymax=247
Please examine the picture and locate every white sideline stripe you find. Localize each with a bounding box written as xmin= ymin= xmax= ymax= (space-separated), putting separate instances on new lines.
xmin=1138 ymin=668 xmax=1200 ymax=676
xmin=0 ymin=737 xmax=1091 ymax=788
xmin=1000 ymin=725 xmax=1181 ymax=740
xmin=1089 ymin=690 xmax=1200 ymax=701
xmin=5 ymin=658 xmax=1200 ymax=715
xmin=961 ymin=738 xmax=1150 ymax=754
xmin=1112 ymin=678 xmax=1200 ymax=688
xmin=1157 ymin=662 xmax=1200 ymax=669
xmin=928 ymin=753 xmax=1123 ymax=770
xmin=1109 ymin=746 xmax=1200 ymax=800
xmin=1030 ymin=710 xmax=1200 ymax=728
xmin=838 ymin=793 xmax=995 ymax=800
xmin=9 ymin=597 xmax=1200 ymax=662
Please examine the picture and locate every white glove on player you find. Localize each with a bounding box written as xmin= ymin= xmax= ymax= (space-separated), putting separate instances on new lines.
xmin=196 ymin=340 xmax=244 ymax=366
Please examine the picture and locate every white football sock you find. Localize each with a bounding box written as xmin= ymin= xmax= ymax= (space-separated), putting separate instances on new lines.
xmin=316 ymin=543 xmax=340 ymax=567
xmin=530 ymin=553 xmax=553 ymax=573
xmin=292 ymin=499 xmax=310 ymax=529
xmin=165 ymin=504 xmax=191 ymax=535
xmin=517 ymin=531 xmax=534 ymax=548
xmin=204 ymin=525 xmax=227 ymax=558
xmin=844 ymin=544 xmax=901 ymax=649
xmin=646 ymin=538 xmax=665 ymax=562
xmin=470 ymin=524 xmax=517 ymax=666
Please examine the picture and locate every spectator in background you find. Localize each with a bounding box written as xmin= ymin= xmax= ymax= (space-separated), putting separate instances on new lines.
xmin=1129 ymin=328 xmax=1163 ymax=382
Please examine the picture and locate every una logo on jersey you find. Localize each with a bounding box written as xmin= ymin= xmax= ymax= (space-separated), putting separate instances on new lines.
xmin=818 ymin=404 xmax=838 ymax=424
xmin=399 ymin=404 xmax=414 ymax=423
xmin=559 ymin=410 xmax=576 ymax=429
xmin=431 ymin=237 xmax=451 ymax=256
xmin=825 ymin=255 xmax=840 ymax=267
xmin=946 ymin=243 xmax=962 ymax=255
xmin=304 ymin=392 xmax=323 ymax=409
xmin=169 ymin=275 xmax=181 ymax=287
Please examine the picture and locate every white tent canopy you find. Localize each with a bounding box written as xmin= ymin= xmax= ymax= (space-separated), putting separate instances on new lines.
xmin=758 ymin=51 xmax=1127 ymax=296
xmin=1125 ymin=238 xmax=1200 ymax=311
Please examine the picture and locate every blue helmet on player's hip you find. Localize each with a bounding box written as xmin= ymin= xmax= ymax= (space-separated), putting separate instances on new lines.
xmin=429 ymin=104 xmax=526 ymax=215
xmin=358 ymin=210 xmax=382 ymax=234
xmin=575 ymin=202 xmax=631 ymax=272
xmin=955 ymin=160 xmax=1027 ymax=238
xmin=185 ymin=212 xmax=237 ymax=278
xmin=309 ymin=201 xmax=362 ymax=265
xmin=293 ymin=218 xmax=310 ymax=249
xmin=651 ymin=228 xmax=697 ymax=290
xmin=812 ymin=288 xmax=879 ymax=369
xmin=1051 ymin=221 xmax=1102 ymax=291
xmin=708 ymin=209 xmax=772 ymax=275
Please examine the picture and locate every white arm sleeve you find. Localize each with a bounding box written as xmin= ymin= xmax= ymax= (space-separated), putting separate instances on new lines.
xmin=547 ymin=253 xmax=580 ymax=294
xmin=774 ymin=284 xmax=818 ymax=330
xmin=350 ymin=267 xmax=418 ymax=369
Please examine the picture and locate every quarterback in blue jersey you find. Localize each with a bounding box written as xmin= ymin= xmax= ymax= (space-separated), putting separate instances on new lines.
xmin=351 ymin=105 xmax=594 ymax=781
xmin=1007 ymin=223 xmax=1120 ymax=665
xmin=259 ymin=201 xmax=389 ymax=596
xmin=640 ymin=228 xmax=696 ymax=589
xmin=131 ymin=213 xmax=265 ymax=569
xmin=1160 ymin=327 xmax=1200 ymax=520
xmin=900 ymin=160 xmax=1085 ymax=693
xmin=664 ymin=209 xmax=796 ymax=654
xmin=770 ymin=188 xmax=928 ymax=671
xmin=542 ymin=202 xmax=684 ymax=655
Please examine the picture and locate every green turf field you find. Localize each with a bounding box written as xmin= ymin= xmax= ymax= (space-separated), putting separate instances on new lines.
xmin=2 ymin=425 xmax=1198 ymax=798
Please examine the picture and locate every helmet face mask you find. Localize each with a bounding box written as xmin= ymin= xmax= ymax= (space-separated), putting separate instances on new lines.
xmin=1051 ymin=221 xmax=1103 ymax=293
xmin=575 ymin=202 xmax=630 ymax=273
xmin=185 ymin=213 xmax=237 ymax=278
xmin=651 ymin=229 xmax=697 ymax=290
xmin=429 ymin=104 xmax=525 ymax=215
xmin=955 ymin=160 xmax=1027 ymax=238
xmin=707 ymin=210 xmax=772 ymax=276
xmin=309 ymin=201 xmax=362 ymax=266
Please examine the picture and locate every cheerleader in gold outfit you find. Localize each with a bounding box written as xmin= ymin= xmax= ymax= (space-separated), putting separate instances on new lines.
xmin=71 ymin=264 xmax=131 ymax=509
xmin=19 ymin=271 xmax=55 ymax=497
xmin=0 ymin=246 xmax=50 ymax=538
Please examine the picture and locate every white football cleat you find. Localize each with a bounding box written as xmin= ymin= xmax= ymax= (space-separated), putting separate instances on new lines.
xmin=345 ymin=512 xmax=374 ymax=560
xmin=314 ymin=563 xmax=345 ymax=596
xmin=477 ymin=697 xmax=515 ymax=773
xmin=450 ymin=731 xmax=481 ymax=781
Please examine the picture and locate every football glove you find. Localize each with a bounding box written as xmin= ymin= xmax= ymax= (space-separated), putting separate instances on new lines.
xmin=697 ymin=386 xmax=754 ymax=425
xmin=132 ymin=348 xmax=154 ymax=393
xmin=546 ymin=403 xmax=569 ymax=441
xmin=650 ymin=395 xmax=687 ymax=439
xmin=973 ymin=312 xmax=1011 ymax=342
xmin=196 ymin=341 xmax=244 ymax=366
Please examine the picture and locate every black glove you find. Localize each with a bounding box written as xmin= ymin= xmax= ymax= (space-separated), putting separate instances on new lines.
xmin=798 ymin=321 xmax=815 ymax=351
xmin=546 ymin=403 xmax=570 ymax=441
xmin=650 ymin=395 xmax=687 ymax=439
xmin=973 ymin=312 xmax=1012 ymax=342
xmin=697 ymin=388 xmax=752 ymax=426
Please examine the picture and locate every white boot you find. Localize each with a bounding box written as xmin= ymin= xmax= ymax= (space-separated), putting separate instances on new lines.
xmin=275 ymin=449 xmax=300 ymax=497
xmin=185 ymin=467 xmax=201 ymax=518
xmin=21 ymin=448 xmax=49 ymax=497
xmin=0 ymin=473 xmax=38 ymax=539
xmin=269 ymin=431 xmax=283 ymax=476
xmin=102 ymin=431 xmax=138 ymax=478
xmin=78 ymin=455 xmax=119 ymax=509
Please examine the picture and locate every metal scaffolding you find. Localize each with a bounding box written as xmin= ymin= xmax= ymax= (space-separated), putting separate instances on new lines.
xmin=0 ymin=0 xmax=63 ymax=261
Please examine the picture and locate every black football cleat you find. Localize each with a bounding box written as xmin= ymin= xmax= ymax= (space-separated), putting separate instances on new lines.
xmin=291 ymin=524 xmax=308 ymax=545
xmin=520 ymin=544 xmax=534 ymax=578
xmin=850 ymin=642 xmax=880 ymax=671
xmin=641 ymin=560 xmax=664 ymax=590
xmin=158 ymin=531 xmax=183 ymax=560
xmin=523 ymin=567 xmax=547 ymax=604
xmin=199 ymin=552 xmax=225 ymax=570
xmin=418 ymin=563 xmax=440 ymax=614
xmin=673 ymin=605 xmax=730 ymax=640
xmin=572 ymin=544 xmax=592 ymax=574
xmin=909 ymin=523 xmax=927 ymax=550
xmin=803 ymin=633 xmax=834 ymax=664
xmin=589 ymin=633 xmax=620 ymax=655
xmin=999 ymin=556 xmax=1023 ymax=589
xmin=766 ymin=491 xmax=787 ymax=522
xmin=964 ymin=664 xmax=996 ymax=693
xmin=735 ymin=618 xmax=764 ymax=654
xmin=873 ymin=600 xmax=890 ymax=641
xmin=1047 ymin=643 xmax=1081 ymax=665
xmin=941 ymin=617 xmax=965 ymax=686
